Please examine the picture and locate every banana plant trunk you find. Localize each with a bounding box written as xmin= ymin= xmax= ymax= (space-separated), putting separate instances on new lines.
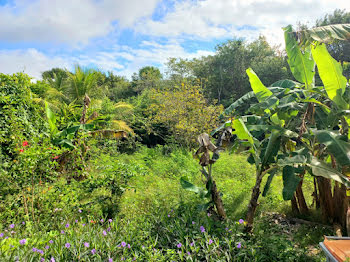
xmin=295 ymin=180 xmax=309 ymax=215
xmin=246 ymin=169 xmax=263 ymax=233
xmin=210 ymin=180 xmax=226 ymax=219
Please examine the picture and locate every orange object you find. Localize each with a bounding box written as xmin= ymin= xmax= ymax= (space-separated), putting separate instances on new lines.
xmin=324 ymin=237 xmax=350 ymax=262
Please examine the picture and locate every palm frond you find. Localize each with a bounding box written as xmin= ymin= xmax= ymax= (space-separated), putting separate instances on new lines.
xmin=111 ymin=120 xmax=134 ymax=133
xmin=114 ymin=102 xmax=134 ymax=110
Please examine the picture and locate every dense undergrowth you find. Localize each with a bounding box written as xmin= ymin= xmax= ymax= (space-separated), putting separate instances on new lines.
xmin=0 ymin=146 xmax=330 ymax=261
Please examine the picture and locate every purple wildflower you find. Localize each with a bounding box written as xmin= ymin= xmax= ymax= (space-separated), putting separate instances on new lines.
xmin=19 ymin=239 xmax=27 ymax=245
xmin=50 ymin=257 xmax=55 ymax=262
xmin=75 ymin=220 xmax=78 ymax=223
xmin=65 ymin=243 xmax=71 ymax=248
xmin=238 ymin=219 xmax=244 ymax=224
xmin=121 ymin=241 xmax=126 ymax=247
xmin=108 ymin=259 xmax=113 ymax=262
xmin=82 ymin=223 xmax=86 ymax=226
xmin=0 ymin=233 xmax=3 ymax=237
xmin=127 ymin=244 xmax=131 ymax=249
xmin=9 ymin=224 xmax=14 ymax=228
xmin=192 ymin=221 xmax=195 ymax=224
xmin=37 ymin=249 xmax=44 ymax=255
xmin=121 ymin=258 xmax=125 ymax=261
xmin=41 ymin=258 xmax=45 ymax=262
xmin=177 ymin=243 xmax=182 ymax=248
xmin=200 ymin=226 xmax=205 ymax=233
xmin=237 ymin=242 xmax=242 ymax=248
xmin=103 ymin=230 xmax=107 ymax=236
xmin=108 ymin=219 xmax=112 ymax=223
xmin=190 ymin=242 xmax=194 ymax=247
xmin=78 ymin=209 xmax=82 ymax=213
xmin=49 ymin=240 xmax=53 ymax=244
xmin=61 ymin=230 xmax=65 ymax=234
xmin=65 ymin=223 xmax=69 ymax=228
xmin=22 ymin=222 xmax=25 ymax=225
xmin=207 ymin=213 xmax=211 ymax=217
xmin=107 ymin=227 xmax=111 ymax=232
xmin=167 ymin=214 xmax=170 ymax=217
xmin=5 ymin=236 xmax=8 ymax=239
xmin=45 ymin=245 xmax=49 ymax=249
xmin=32 ymin=247 xmax=37 ymax=252
xmin=91 ymin=248 xmax=96 ymax=255
xmin=209 ymin=239 xmax=213 ymax=245
xmin=100 ymin=219 xmax=104 ymax=223
xmin=187 ymin=251 xmax=191 ymax=255
xmin=84 ymin=242 xmax=90 ymax=248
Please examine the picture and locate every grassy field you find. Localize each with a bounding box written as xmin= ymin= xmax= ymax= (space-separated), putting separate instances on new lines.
xmin=0 ymin=146 xmax=331 ymax=261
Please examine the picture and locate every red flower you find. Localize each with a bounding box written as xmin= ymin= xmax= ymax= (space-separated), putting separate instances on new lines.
xmin=19 ymin=149 xmax=24 ymax=153
xmin=53 ymin=156 xmax=59 ymax=160
xmin=22 ymin=141 xmax=28 ymax=147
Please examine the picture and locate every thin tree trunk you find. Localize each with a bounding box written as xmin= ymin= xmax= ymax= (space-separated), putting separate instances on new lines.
xmin=291 ymin=194 xmax=300 ymax=215
xmin=295 ymin=180 xmax=309 ymax=215
xmin=346 ymin=207 xmax=350 ymax=236
xmin=246 ymin=170 xmax=263 ymax=233
xmin=211 ymin=180 xmax=226 ymax=220
xmin=313 ymin=177 xmax=320 ymax=209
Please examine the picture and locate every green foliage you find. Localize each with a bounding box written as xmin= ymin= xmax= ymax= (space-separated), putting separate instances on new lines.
xmin=150 ymin=83 xmax=223 ymax=147
xmin=311 ymin=43 xmax=348 ymax=109
xmin=246 ymin=68 xmax=273 ymax=102
xmin=296 ymin=23 xmax=350 ymax=47
xmin=284 ymin=25 xmax=315 ymax=88
xmin=0 ymin=73 xmax=48 ymax=174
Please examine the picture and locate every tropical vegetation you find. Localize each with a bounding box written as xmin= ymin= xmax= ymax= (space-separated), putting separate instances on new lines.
xmin=1 ymin=9 xmax=350 ymax=262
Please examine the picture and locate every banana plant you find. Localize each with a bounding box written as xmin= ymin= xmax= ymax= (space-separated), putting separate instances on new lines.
xmin=181 ymin=133 xmax=226 ymax=220
xmin=215 ymin=23 xmax=350 ymax=233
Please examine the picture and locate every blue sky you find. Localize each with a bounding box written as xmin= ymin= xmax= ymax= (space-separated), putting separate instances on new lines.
xmin=0 ymin=0 xmax=348 ymax=79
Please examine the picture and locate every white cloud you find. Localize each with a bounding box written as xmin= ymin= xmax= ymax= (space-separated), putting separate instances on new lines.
xmin=0 ymin=0 xmax=349 ymax=80
xmin=0 ymin=41 xmax=214 ymax=80
xmin=0 ymin=48 xmax=126 ymax=79
xmin=137 ymin=0 xmax=350 ymax=45
xmin=0 ymin=0 xmax=160 ymax=44
xmin=112 ymin=41 xmax=214 ymax=78
xmin=0 ymin=48 xmax=70 ymax=79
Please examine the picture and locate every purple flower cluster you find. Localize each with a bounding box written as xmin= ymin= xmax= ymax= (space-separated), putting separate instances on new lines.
xmin=19 ymin=239 xmax=26 ymax=245
xmin=32 ymin=247 xmax=44 ymax=254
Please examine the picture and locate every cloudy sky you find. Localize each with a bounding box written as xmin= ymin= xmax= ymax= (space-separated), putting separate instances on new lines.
xmin=0 ymin=0 xmax=348 ymax=79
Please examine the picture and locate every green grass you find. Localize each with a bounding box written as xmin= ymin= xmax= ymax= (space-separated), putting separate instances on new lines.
xmin=0 ymin=146 xmax=329 ymax=261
